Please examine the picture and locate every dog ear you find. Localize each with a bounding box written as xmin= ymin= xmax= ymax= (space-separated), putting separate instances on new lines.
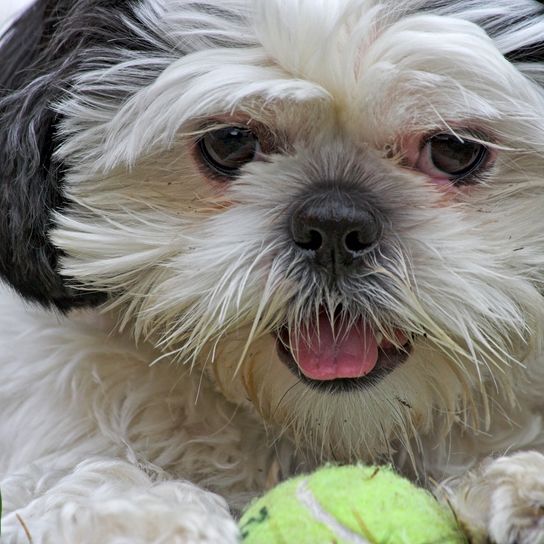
xmin=0 ymin=0 xmax=179 ymax=310
xmin=0 ymin=0 xmax=104 ymax=310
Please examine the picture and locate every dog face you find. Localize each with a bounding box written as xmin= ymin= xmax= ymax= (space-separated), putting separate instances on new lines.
xmin=3 ymin=0 xmax=544 ymax=464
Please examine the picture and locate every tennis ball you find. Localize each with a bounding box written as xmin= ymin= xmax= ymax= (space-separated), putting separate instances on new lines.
xmin=239 ymin=465 xmax=467 ymax=543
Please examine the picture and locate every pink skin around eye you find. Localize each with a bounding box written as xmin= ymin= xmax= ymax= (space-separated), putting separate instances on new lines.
xmin=402 ymin=134 xmax=451 ymax=187
xmin=416 ymin=149 xmax=455 ymax=188
xmin=402 ymin=132 xmax=494 ymax=192
xmin=401 ymin=134 xmax=453 ymax=190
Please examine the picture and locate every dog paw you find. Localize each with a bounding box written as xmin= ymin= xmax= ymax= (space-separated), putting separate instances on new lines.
xmin=442 ymin=452 xmax=544 ymax=544
xmin=55 ymin=483 xmax=239 ymax=544
xmin=3 ymin=479 xmax=240 ymax=544
xmin=484 ymin=453 xmax=544 ymax=544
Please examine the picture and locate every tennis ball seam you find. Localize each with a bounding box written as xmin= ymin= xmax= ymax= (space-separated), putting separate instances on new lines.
xmin=296 ymin=478 xmax=371 ymax=544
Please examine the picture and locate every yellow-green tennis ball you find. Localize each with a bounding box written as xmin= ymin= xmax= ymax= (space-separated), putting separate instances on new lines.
xmin=239 ymin=465 xmax=467 ymax=544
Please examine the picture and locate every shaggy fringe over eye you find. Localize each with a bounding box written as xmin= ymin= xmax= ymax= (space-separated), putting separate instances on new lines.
xmin=52 ymin=0 xmax=544 ymax=175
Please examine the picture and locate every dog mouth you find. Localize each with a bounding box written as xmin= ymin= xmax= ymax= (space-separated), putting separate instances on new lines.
xmin=275 ymin=310 xmax=411 ymax=391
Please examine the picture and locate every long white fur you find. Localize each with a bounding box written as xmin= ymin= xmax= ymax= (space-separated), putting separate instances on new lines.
xmin=3 ymin=0 xmax=544 ymax=542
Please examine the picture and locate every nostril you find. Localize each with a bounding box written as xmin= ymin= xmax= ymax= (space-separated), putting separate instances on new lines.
xmin=344 ymin=229 xmax=376 ymax=254
xmin=289 ymin=188 xmax=383 ymax=267
xmin=295 ymin=228 xmax=323 ymax=251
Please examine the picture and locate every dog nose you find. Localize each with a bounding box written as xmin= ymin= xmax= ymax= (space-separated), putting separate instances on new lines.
xmin=290 ymin=188 xmax=381 ymax=271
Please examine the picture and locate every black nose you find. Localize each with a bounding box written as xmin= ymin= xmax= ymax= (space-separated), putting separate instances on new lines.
xmin=290 ymin=188 xmax=381 ymax=272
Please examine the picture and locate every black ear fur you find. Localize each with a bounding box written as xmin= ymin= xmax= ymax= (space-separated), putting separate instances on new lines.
xmin=0 ymin=1 xmax=97 ymax=310
xmin=420 ymin=1 xmax=544 ymax=64
xmin=503 ymin=3 xmax=544 ymax=64
xmin=487 ymin=1 xmax=544 ymax=64
xmin=0 ymin=0 xmax=145 ymax=311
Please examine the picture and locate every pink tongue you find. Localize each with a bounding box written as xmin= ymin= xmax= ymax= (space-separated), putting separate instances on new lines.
xmin=292 ymin=315 xmax=379 ymax=381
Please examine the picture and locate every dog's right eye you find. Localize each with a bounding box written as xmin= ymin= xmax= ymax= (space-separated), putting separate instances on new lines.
xmin=197 ymin=126 xmax=261 ymax=179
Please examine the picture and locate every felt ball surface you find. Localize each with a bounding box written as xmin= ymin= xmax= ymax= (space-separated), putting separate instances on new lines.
xmin=239 ymin=465 xmax=467 ymax=543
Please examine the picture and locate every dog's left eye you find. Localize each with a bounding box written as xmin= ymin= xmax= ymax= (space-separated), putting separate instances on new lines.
xmin=417 ymin=133 xmax=489 ymax=184
xmin=197 ymin=126 xmax=261 ymax=179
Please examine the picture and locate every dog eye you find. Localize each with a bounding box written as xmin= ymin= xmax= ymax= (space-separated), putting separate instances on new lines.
xmin=197 ymin=126 xmax=261 ymax=179
xmin=417 ymin=134 xmax=489 ymax=184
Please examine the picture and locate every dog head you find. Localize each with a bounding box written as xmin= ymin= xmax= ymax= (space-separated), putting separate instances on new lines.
xmin=3 ymin=0 xmax=544 ymax=464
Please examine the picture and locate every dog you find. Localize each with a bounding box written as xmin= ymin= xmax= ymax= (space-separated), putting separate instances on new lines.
xmin=2 ymin=0 xmax=544 ymax=542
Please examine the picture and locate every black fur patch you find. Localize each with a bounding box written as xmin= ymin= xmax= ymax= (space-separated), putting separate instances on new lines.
xmin=419 ymin=0 xmax=544 ymax=64
xmin=0 ymin=0 xmax=158 ymax=310
xmin=495 ymin=6 xmax=544 ymax=64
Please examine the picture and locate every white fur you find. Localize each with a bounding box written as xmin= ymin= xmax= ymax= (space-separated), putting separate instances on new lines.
xmin=0 ymin=0 xmax=32 ymax=36
xmin=3 ymin=0 xmax=544 ymax=542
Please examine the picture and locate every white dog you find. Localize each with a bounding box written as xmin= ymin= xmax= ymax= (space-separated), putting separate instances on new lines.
xmin=2 ymin=0 xmax=544 ymax=542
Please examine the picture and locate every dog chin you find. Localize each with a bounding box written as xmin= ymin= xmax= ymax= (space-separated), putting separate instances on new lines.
xmin=208 ymin=324 xmax=444 ymax=464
